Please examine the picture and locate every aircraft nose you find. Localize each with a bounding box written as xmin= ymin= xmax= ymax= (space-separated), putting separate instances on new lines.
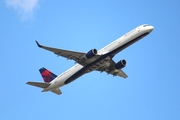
xmin=148 ymin=26 xmax=154 ymax=32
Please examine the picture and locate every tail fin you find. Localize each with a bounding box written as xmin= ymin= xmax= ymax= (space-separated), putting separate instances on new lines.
xmin=39 ymin=67 xmax=57 ymax=83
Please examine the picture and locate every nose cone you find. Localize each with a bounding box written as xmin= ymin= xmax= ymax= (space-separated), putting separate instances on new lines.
xmin=148 ymin=26 xmax=154 ymax=32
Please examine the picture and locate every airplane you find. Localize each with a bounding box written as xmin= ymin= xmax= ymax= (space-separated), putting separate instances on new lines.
xmin=27 ymin=24 xmax=154 ymax=95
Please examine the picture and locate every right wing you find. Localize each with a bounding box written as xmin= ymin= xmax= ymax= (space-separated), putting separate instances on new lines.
xmin=35 ymin=41 xmax=101 ymax=66
xmin=36 ymin=41 xmax=85 ymax=61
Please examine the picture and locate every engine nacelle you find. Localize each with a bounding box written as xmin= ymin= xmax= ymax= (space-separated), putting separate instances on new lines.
xmin=81 ymin=49 xmax=97 ymax=60
xmin=115 ymin=59 xmax=127 ymax=69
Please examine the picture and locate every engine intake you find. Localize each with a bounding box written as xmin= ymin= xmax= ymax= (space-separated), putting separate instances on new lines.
xmin=81 ymin=49 xmax=97 ymax=60
xmin=115 ymin=59 xmax=127 ymax=69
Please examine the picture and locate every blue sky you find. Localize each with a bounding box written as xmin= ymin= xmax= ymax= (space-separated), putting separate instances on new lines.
xmin=1 ymin=0 xmax=180 ymax=119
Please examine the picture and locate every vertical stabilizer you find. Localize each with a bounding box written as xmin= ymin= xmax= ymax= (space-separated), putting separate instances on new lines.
xmin=39 ymin=67 xmax=57 ymax=83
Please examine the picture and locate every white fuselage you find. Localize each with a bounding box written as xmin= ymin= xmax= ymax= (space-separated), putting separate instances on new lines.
xmin=44 ymin=24 xmax=154 ymax=91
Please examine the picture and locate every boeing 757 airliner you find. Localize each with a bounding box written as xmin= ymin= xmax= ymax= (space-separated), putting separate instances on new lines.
xmin=27 ymin=24 xmax=154 ymax=95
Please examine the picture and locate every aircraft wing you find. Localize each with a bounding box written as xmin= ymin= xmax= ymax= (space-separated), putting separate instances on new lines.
xmin=36 ymin=41 xmax=85 ymax=61
xmin=95 ymin=58 xmax=128 ymax=78
xmin=35 ymin=41 xmax=101 ymax=66
xmin=106 ymin=69 xmax=128 ymax=78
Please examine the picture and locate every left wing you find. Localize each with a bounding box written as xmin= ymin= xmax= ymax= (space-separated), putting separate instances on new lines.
xmin=35 ymin=41 xmax=101 ymax=66
xmin=95 ymin=58 xmax=128 ymax=78
xmin=105 ymin=69 xmax=128 ymax=78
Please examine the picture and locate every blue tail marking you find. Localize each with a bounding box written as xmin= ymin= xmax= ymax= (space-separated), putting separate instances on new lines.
xmin=39 ymin=67 xmax=57 ymax=83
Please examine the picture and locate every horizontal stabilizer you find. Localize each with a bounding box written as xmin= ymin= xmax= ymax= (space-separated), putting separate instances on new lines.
xmin=26 ymin=81 xmax=50 ymax=88
xmin=51 ymin=88 xmax=62 ymax=95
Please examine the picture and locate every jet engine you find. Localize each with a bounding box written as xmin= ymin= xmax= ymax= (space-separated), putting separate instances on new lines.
xmin=81 ymin=49 xmax=97 ymax=60
xmin=115 ymin=59 xmax=127 ymax=69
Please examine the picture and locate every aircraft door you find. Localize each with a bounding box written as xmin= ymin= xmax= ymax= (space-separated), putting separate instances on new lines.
xmin=136 ymin=27 xmax=140 ymax=32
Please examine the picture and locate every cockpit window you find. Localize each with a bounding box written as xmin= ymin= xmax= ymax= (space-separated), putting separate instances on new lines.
xmin=143 ymin=24 xmax=150 ymax=27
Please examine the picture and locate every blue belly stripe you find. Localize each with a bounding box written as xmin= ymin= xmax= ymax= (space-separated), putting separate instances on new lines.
xmin=64 ymin=32 xmax=149 ymax=84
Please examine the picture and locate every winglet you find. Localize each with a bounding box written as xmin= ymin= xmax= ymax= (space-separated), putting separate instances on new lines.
xmin=35 ymin=41 xmax=43 ymax=48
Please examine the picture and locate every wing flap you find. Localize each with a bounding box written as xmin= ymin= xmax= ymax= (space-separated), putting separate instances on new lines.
xmin=26 ymin=81 xmax=50 ymax=88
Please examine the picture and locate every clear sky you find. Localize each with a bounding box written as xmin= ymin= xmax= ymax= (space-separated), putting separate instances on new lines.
xmin=1 ymin=0 xmax=180 ymax=120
